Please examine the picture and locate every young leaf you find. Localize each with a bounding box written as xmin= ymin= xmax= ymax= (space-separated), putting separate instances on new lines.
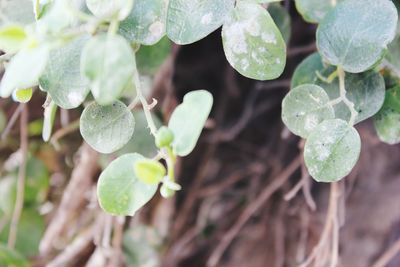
xmin=374 ymin=86 xmax=400 ymax=144
xmin=295 ymin=0 xmax=342 ymax=24
xmin=12 ymin=88 xmax=32 ymax=103
xmin=155 ymin=126 xmax=174 ymax=148
xmin=0 ymin=46 xmax=49 ymax=98
xmin=167 ymin=0 xmax=235 ymax=45
xmin=39 ymin=36 xmax=90 ymax=109
xmin=85 ymin=0 xmax=133 ymax=20
xmin=268 ymin=3 xmax=291 ymax=44
xmin=97 ymin=153 xmax=158 ymax=216
xmin=304 ymin=119 xmax=361 ymax=183
xmin=291 ymin=52 xmax=325 ymax=89
xmin=316 ymin=70 xmax=386 ymax=124
xmin=134 ymin=159 xmax=166 ymax=185
xmin=168 ymin=90 xmax=213 ymax=157
xmin=42 ymin=99 xmax=57 ymax=142
xmin=222 ymin=1 xmax=286 ymax=80
xmin=80 ymin=34 xmax=135 ymax=105
xmin=316 ymin=0 xmax=398 ymax=73
xmin=80 ymin=101 xmax=135 ymax=154
xmin=0 ymin=25 xmax=27 ymax=53
xmin=281 ymin=84 xmax=334 ymax=138
xmin=119 ymin=0 xmax=167 ymax=45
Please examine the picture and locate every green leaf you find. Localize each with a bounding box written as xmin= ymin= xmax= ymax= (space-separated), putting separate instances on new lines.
xmin=85 ymin=0 xmax=133 ymax=20
xmin=168 ymin=90 xmax=213 ymax=156
xmin=0 ymin=25 xmax=27 ymax=53
xmin=295 ymin=0 xmax=342 ymax=24
xmin=134 ymin=159 xmax=166 ymax=185
xmin=42 ymin=99 xmax=57 ymax=142
xmin=222 ymin=1 xmax=286 ymax=80
xmin=12 ymin=88 xmax=32 ymax=103
xmin=281 ymin=84 xmax=334 ymax=138
xmin=39 ymin=36 xmax=90 ymax=109
xmin=374 ymin=86 xmax=400 ymax=144
xmin=316 ymin=70 xmax=386 ymax=124
xmin=291 ymin=52 xmax=325 ymax=89
xmin=385 ymin=34 xmax=400 ymax=77
xmin=136 ymin=37 xmax=171 ymax=75
xmin=36 ymin=0 xmax=78 ymax=33
xmin=0 ymin=244 xmax=29 ymax=267
xmin=81 ymin=34 xmax=135 ymax=105
xmin=97 ymin=153 xmax=158 ymax=216
xmin=119 ymin=0 xmax=167 ymax=45
xmin=268 ymin=3 xmax=291 ymax=44
xmin=166 ymin=0 xmax=235 ymax=45
xmin=0 ymin=0 xmax=35 ymax=26
xmin=316 ymin=0 xmax=398 ymax=73
xmin=304 ymin=119 xmax=361 ymax=182
xmin=0 ymin=46 xmax=49 ymax=98
xmin=155 ymin=126 xmax=174 ymax=148
xmin=80 ymin=101 xmax=135 ymax=154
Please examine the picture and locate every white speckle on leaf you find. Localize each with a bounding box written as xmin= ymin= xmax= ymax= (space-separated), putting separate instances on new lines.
xmin=149 ymin=21 xmax=164 ymax=38
xmin=245 ymin=19 xmax=260 ymax=36
xmin=262 ymin=32 xmax=277 ymax=44
xmin=68 ymin=92 xmax=83 ymax=106
xmin=241 ymin=58 xmax=249 ymax=70
xmin=304 ymin=115 xmax=318 ymax=131
xmin=224 ymin=22 xmax=248 ymax=54
xmin=201 ymin=12 xmax=213 ymax=25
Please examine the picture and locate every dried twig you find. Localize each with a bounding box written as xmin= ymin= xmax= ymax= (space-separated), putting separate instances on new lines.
xmin=1 ymin=104 xmax=24 ymax=140
xmin=7 ymin=104 xmax=28 ymax=248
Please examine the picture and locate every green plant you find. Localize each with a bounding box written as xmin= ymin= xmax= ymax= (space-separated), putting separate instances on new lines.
xmin=0 ymin=0 xmax=399 ymax=228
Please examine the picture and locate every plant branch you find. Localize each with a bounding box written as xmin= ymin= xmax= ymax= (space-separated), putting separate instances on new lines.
xmin=337 ymin=67 xmax=358 ymax=125
xmin=7 ymin=104 xmax=28 ymax=249
xmin=372 ymin=238 xmax=400 ymax=267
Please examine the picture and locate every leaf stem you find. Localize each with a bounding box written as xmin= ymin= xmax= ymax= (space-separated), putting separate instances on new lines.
xmin=108 ymin=20 xmax=120 ymax=36
xmin=132 ymin=65 xmax=158 ymax=136
xmin=337 ymin=67 xmax=358 ymax=125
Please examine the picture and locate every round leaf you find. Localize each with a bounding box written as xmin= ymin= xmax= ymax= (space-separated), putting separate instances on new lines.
xmin=295 ymin=0 xmax=342 ymax=24
xmin=374 ymin=86 xmax=400 ymax=144
xmin=119 ymin=0 xmax=167 ymax=45
xmin=155 ymin=126 xmax=174 ymax=148
xmin=316 ymin=0 xmax=398 ymax=73
xmin=134 ymin=159 xmax=166 ymax=185
xmin=166 ymin=0 xmax=235 ymax=45
xmin=80 ymin=101 xmax=135 ymax=154
xmin=304 ymin=119 xmax=361 ymax=182
xmin=12 ymin=88 xmax=32 ymax=103
xmin=0 ymin=0 xmax=35 ymax=26
xmin=268 ymin=3 xmax=291 ymax=44
xmin=136 ymin=37 xmax=171 ymax=75
xmin=291 ymin=52 xmax=324 ymax=89
xmin=97 ymin=153 xmax=158 ymax=216
xmin=222 ymin=1 xmax=286 ymax=80
xmin=80 ymin=34 xmax=135 ymax=105
xmin=39 ymin=36 xmax=90 ymax=109
xmin=85 ymin=0 xmax=133 ymax=20
xmin=316 ymin=70 xmax=385 ymax=124
xmin=282 ymin=84 xmax=335 ymax=138
xmin=168 ymin=90 xmax=213 ymax=157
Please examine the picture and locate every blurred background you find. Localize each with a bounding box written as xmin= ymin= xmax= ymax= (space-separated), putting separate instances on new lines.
xmin=1 ymin=1 xmax=400 ymax=267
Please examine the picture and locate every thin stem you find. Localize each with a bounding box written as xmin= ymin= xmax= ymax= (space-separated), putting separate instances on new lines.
xmin=108 ymin=20 xmax=119 ymax=36
xmin=133 ymin=67 xmax=158 ymax=136
xmin=8 ymin=104 xmax=28 ymax=248
xmin=337 ymin=67 xmax=358 ymax=125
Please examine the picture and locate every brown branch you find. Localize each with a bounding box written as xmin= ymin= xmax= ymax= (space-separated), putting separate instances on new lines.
xmin=207 ymin=156 xmax=301 ymax=267
xmin=372 ymin=238 xmax=400 ymax=267
xmin=7 ymin=104 xmax=28 ymax=248
xmin=40 ymin=142 xmax=99 ymax=255
xmin=1 ymin=104 xmax=24 ymax=140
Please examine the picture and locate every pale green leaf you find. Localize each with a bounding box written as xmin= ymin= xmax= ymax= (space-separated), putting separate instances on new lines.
xmin=136 ymin=37 xmax=171 ymax=75
xmin=85 ymin=0 xmax=133 ymax=20
xmin=119 ymin=0 xmax=167 ymax=45
xmin=0 ymin=0 xmax=35 ymax=26
xmin=291 ymin=52 xmax=324 ymax=89
xmin=167 ymin=0 xmax=235 ymax=44
xmin=168 ymin=90 xmax=213 ymax=156
xmin=134 ymin=159 xmax=166 ymax=185
xmin=374 ymin=86 xmax=400 ymax=144
xmin=39 ymin=36 xmax=90 ymax=109
xmin=155 ymin=126 xmax=174 ymax=148
xmin=316 ymin=70 xmax=385 ymax=124
xmin=304 ymin=119 xmax=361 ymax=182
xmin=0 ymin=46 xmax=49 ymax=98
xmin=316 ymin=0 xmax=398 ymax=73
xmin=81 ymin=34 xmax=135 ymax=105
xmin=80 ymin=101 xmax=135 ymax=154
xmin=0 ymin=25 xmax=27 ymax=53
xmin=42 ymin=99 xmax=57 ymax=142
xmin=222 ymin=1 xmax=286 ymax=80
xmin=97 ymin=153 xmax=158 ymax=216
xmin=282 ymin=84 xmax=334 ymax=138
xmin=295 ymin=0 xmax=342 ymax=24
